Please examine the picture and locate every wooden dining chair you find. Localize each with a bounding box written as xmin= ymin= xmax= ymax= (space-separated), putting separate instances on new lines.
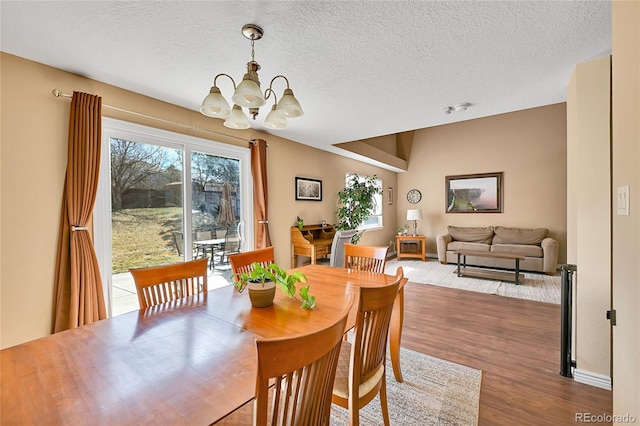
xmin=129 ymin=258 xmax=208 ymax=310
xmin=217 ymin=297 xmax=354 ymax=426
xmin=344 ymin=243 xmax=390 ymax=274
xmin=256 ymin=297 xmax=353 ymax=425
xmin=331 ymin=267 xmax=403 ymax=426
xmin=228 ymin=246 xmax=275 ymax=276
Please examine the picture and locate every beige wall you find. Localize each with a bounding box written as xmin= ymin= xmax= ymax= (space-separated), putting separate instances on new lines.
xmin=567 ymin=56 xmax=612 ymax=382
xmin=0 ymin=53 xmax=397 ymax=348
xmin=397 ymin=104 xmax=568 ymax=263
xmin=611 ymin=1 xmax=640 ymax=420
xmin=265 ymin=135 xmax=398 ymax=265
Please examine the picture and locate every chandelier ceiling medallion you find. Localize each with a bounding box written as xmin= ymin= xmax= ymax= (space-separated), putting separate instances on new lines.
xmin=200 ymin=24 xmax=304 ymax=130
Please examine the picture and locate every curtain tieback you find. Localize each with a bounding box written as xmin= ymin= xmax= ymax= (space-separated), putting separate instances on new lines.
xmin=258 ymin=220 xmax=268 ymax=224
xmin=71 ymin=226 xmax=89 ymax=231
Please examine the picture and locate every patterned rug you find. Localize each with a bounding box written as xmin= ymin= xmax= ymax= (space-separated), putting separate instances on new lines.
xmin=385 ymin=258 xmax=561 ymax=304
xmin=331 ymin=347 xmax=481 ymax=425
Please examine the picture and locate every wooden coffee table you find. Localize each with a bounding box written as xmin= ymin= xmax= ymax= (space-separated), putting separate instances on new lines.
xmin=454 ymin=250 xmax=525 ymax=285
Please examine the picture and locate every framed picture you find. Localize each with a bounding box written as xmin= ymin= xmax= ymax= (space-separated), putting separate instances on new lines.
xmin=295 ymin=177 xmax=322 ymax=201
xmin=388 ymin=187 xmax=393 ymax=205
xmin=445 ymin=172 xmax=503 ymax=213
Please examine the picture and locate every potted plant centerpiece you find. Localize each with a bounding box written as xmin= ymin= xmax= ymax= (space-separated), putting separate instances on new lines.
xmin=233 ymin=262 xmax=316 ymax=309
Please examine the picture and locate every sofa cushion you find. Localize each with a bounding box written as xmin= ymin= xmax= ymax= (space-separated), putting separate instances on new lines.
xmin=492 ymin=226 xmax=548 ymax=245
xmin=447 ymin=226 xmax=494 ymax=244
xmin=447 ymin=241 xmax=491 ymax=252
xmin=491 ymin=244 xmax=543 ymax=258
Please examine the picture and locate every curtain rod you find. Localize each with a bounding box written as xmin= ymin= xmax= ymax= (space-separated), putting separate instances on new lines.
xmin=51 ymin=89 xmax=256 ymax=145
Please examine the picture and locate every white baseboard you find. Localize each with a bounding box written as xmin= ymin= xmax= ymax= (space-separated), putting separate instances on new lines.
xmin=573 ymin=368 xmax=612 ymax=390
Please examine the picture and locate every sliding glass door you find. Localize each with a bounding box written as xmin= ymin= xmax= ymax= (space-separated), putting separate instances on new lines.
xmin=95 ymin=118 xmax=252 ymax=316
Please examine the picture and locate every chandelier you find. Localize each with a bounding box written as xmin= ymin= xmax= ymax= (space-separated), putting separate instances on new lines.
xmin=200 ymin=24 xmax=304 ymax=130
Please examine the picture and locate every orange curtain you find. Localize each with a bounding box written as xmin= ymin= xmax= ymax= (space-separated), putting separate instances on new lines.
xmin=52 ymin=92 xmax=107 ymax=333
xmin=250 ymin=139 xmax=272 ymax=249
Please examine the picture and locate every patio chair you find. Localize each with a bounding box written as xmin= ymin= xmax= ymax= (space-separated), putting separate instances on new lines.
xmin=215 ymin=224 xmax=242 ymax=264
xmin=194 ymin=230 xmax=215 ymax=262
xmin=172 ymin=231 xmax=184 ymax=257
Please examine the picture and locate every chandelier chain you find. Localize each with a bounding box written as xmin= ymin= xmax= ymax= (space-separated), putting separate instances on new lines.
xmin=250 ymin=37 xmax=256 ymax=63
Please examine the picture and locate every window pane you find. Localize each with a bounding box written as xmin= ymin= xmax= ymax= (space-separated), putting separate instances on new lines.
xmin=190 ymin=151 xmax=241 ymax=267
xmin=110 ymin=138 xmax=183 ymax=273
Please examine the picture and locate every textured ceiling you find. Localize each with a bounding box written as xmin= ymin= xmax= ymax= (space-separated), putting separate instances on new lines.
xmin=1 ymin=1 xmax=611 ymax=168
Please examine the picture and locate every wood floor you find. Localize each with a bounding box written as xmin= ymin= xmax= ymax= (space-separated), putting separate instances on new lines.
xmin=400 ymin=281 xmax=613 ymax=426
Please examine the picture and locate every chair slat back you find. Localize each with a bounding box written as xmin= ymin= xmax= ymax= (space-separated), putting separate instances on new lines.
xmin=254 ymin=297 xmax=353 ymax=426
xmin=129 ymin=258 xmax=208 ymax=310
xmin=352 ymin=267 xmax=402 ymax=391
xmin=228 ymin=247 xmax=275 ymax=276
xmin=344 ymin=243 xmax=389 ymax=274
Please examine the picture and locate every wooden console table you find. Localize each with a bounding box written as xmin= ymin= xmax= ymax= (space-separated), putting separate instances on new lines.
xmin=455 ymin=250 xmax=525 ymax=285
xmin=291 ymin=224 xmax=336 ymax=267
xmin=396 ymin=235 xmax=426 ymax=261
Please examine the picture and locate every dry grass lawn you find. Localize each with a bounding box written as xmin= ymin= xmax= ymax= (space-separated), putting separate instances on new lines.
xmin=111 ymin=207 xmax=182 ymax=273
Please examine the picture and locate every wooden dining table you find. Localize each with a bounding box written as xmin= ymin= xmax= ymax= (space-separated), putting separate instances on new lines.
xmin=1 ymin=264 xmax=405 ymax=425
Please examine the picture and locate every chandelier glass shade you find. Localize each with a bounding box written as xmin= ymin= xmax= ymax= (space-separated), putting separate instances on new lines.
xmin=200 ymin=24 xmax=303 ymax=130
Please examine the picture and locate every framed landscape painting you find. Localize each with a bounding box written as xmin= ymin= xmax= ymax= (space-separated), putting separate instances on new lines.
xmin=445 ymin=172 xmax=503 ymax=213
xmin=295 ymin=177 xmax=322 ymax=201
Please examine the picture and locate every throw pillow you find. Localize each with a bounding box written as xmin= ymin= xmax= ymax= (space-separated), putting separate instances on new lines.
xmin=447 ymin=226 xmax=494 ymax=244
xmin=492 ymin=226 xmax=548 ymax=245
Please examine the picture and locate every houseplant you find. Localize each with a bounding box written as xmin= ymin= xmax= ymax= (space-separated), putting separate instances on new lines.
xmin=336 ymin=174 xmax=382 ymax=244
xmin=233 ymin=262 xmax=316 ymax=309
xmin=296 ymin=216 xmax=304 ymax=230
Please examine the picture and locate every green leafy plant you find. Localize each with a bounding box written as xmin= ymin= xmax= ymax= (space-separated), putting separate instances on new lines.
xmin=233 ymin=262 xmax=316 ymax=309
xmin=296 ymin=216 xmax=304 ymax=230
xmin=336 ymin=174 xmax=382 ymax=243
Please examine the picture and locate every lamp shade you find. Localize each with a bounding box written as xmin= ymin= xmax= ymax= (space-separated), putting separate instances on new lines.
xmin=232 ymin=74 xmax=266 ymax=108
xmin=276 ymin=88 xmax=304 ymax=117
xmin=406 ymin=209 xmax=423 ymax=221
xmin=264 ymin=105 xmax=287 ymax=129
xmin=200 ymin=86 xmax=231 ymax=118
xmin=223 ymin=105 xmax=251 ymax=129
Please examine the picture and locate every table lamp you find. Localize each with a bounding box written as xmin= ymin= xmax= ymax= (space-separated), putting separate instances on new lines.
xmin=406 ymin=208 xmax=423 ymax=236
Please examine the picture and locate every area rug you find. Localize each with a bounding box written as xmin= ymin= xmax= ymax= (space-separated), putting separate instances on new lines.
xmin=385 ymin=259 xmax=561 ymax=304
xmin=330 ymin=347 xmax=481 ymax=426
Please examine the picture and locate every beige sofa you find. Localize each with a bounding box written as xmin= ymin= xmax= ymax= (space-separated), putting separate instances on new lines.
xmin=436 ymin=226 xmax=559 ymax=274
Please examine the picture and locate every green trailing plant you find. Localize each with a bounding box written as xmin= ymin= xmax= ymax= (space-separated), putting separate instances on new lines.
xmin=336 ymin=174 xmax=382 ymax=243
xmin=233 ymin=262 xmax=316 ymax=309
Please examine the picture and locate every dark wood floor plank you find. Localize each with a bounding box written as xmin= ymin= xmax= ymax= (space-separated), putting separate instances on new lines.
xmin=400 ymin=281 xmax=612 ymax=426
